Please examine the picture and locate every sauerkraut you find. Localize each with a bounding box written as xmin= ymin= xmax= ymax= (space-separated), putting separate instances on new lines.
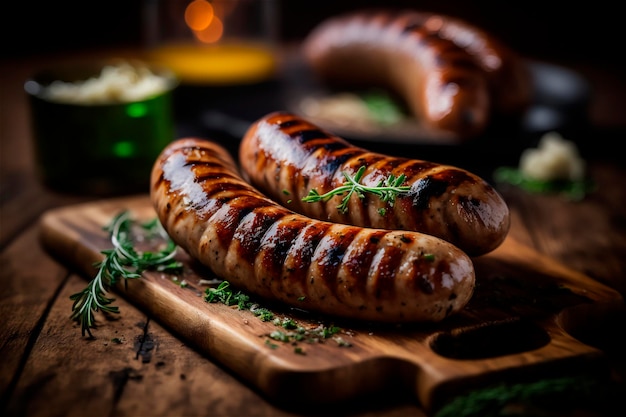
xmin=42 ymin=61 xmax=173 ymax=104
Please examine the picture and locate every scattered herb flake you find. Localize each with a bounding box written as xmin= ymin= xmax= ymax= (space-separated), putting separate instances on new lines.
xmin=265 ymin=339 xmax=279 ymax=349
xmin=204 ymin=280 xmax=352 ymax=352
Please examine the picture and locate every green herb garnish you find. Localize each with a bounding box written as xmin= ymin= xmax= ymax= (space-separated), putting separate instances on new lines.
xmin=493 ymin=167 xmax=595 ymax=201
xmin=361 ymin=90 xmax=405 ymax=125
xmin=434 ymin=374 xmax=620 ymax=417
xmin=205 ymin=281 xmax=352 ymax=351
xmin=205 ymin=280 xmax=273 ymax=320
xmin=70 ymin=211 xmax=183 ymax=337
xmin=302 ymin=166 xmax=411 ymax=214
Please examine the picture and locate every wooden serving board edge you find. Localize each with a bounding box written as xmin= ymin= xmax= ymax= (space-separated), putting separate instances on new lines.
xmin=37 ymin=195 xmax=626 ymax=412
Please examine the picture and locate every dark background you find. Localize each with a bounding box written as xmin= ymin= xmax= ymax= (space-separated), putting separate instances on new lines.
xmin=1 ymin=0 xmax=623 ymax=71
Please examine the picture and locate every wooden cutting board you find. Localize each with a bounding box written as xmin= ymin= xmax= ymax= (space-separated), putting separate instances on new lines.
xmin=38 ymin=195 xmax=625 ymax=413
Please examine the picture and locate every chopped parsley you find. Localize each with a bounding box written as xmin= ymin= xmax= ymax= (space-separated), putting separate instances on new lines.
xmin=204 ymin=281 xmax=353 ymax=352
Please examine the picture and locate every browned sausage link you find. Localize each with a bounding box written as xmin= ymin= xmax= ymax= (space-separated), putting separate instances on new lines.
xmin=410 ymin=11 xmax=532 ymax=115
xmin=239 ymin=111 xmax=510 ymax=256
xmin=151 ymin=137 xmax=475 ymax=323
xmin=302 ymin=9 xmax=490 ymax=139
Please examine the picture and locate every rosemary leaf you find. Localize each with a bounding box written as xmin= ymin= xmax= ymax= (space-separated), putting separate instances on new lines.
xmin=70 ymin=211 xmax=183 ymax=337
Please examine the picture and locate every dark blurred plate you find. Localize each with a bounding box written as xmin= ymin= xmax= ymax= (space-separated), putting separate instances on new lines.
xmin=285 ymin=59 xmax=590 ymax=147
xmin=278 ymin=59 xmax=590 ymax=178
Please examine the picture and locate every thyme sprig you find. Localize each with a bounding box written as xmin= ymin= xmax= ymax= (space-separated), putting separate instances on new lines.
xmin=70 ymin=211 xmax=183 ymax=337
xmin=302 ymin=165 xmax=411 ymax=214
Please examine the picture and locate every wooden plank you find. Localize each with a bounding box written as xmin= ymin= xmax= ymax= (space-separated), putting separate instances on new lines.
xmin=0 ymin=224 xmax=68 ymax=401
xmin=3 ymin=272 xmax=296 ymax=417
xmin=37 ymin=195 xmax=625 ymax=413
xmin=2 ymin=225 xmax=425 ymax=417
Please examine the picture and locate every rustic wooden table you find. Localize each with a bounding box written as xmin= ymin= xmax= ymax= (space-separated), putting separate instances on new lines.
xmin=2 ymin=47 xmax=626 ymax=417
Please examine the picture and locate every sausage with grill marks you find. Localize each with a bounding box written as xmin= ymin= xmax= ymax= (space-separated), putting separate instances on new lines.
xmin=239 ymin=111 xmax=510 ymax=257
xmin=151 ymin=137 xmax=475 ymax=323
xmin=302 ymin=9 xmax=531 ymax=139
xmin=398 ymin=10 xmax=532 ymax=115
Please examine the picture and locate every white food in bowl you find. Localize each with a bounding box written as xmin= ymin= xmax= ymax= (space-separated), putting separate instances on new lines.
xmin=42 ymin=61 xmax=173 ymax=104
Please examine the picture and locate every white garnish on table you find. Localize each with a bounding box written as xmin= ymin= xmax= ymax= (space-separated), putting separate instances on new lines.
xmin=519 ymin=132 xmax=586 ymax=181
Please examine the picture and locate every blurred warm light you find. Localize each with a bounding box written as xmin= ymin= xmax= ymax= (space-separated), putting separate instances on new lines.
xmin=146 ymin=0 xmax=276 ymax=84
xmin=211 ymin=0 xmax=237 ymax=19
xmin=184 ymin=0 xmax=214 ymax=31
xmin=194 ymin=15 xmax=224 ymax=43
xmin=184 ymin=0 xmax=233 ymax=44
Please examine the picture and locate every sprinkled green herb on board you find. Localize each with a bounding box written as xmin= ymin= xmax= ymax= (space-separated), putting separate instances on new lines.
xmin=205 ymin=281 xmax=352 ymax=352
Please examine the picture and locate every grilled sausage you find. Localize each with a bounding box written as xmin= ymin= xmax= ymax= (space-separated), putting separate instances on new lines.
xmin=410 ymin=10 xmax=532 ymax=115
xmin=239 ymin=111 xmax=510 ymax=257
xmin=302 ymin=9 xmax=530 ymax=138
xmin=151 ymin=137 xmax=475 ymax=323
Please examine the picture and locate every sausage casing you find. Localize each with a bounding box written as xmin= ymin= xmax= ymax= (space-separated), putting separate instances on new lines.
xmin=302 ymin=9 xmax=531 ymax=138
xmin=239 ymin=111 xmax=510 ymax=256
xmin=302 ymin=9 xmax=491 ymax=139
xmin=151 ymin=138 xmax=475 ymax=323
xmin=408 ymin=10 xmax=532 ymax=115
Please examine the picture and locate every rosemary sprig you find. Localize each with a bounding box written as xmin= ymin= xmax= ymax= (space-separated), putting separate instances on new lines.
xmin=302 ymin=165 xmax=411 ymax=214
xmin=70 ymin=211 xmax=183 ymax=337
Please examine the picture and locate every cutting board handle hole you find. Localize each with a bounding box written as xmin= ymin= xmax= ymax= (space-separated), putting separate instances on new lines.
xmin=429 ymin=318 xmax=550 ymax=359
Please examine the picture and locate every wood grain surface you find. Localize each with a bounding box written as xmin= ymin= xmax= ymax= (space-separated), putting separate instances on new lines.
xmin=37 ymin=195 xmax=625 ymax=413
